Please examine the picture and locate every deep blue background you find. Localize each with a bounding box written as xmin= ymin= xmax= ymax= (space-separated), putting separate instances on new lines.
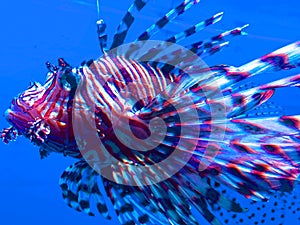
xmin=0 ymin=0 xmax=300 ymax=224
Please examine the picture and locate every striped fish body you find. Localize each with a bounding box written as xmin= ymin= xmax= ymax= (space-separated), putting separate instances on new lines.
xmin=2 ymin=0 xmax=300 ymax=224
xmin=71 ymin=54 xmax=178 ymax=165
xmin=4 ymin=52 xmax=181 ymax=162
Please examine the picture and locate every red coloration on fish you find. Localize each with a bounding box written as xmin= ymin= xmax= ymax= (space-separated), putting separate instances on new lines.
xmin=2 ymin=1 xmax=300 ymax=225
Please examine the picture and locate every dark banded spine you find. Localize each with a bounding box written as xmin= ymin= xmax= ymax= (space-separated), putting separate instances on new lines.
xmin=110 ymin=0 xmax=151 ymax=49
xmin=166 ymin=12 xmax=224 ymax=43
xmin=137 ymin=0 xmax=201 ymax=41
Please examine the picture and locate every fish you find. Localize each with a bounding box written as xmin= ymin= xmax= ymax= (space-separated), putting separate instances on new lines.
xmin=2 ymin=0 xmax=300 ymax=224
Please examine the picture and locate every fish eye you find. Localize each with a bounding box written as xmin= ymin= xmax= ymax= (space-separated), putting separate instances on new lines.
xmin=58 ymin=69 xmax=80 ymax=91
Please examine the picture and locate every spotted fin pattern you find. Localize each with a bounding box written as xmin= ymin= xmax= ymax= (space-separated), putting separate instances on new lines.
xmin=209 ymin=179 xmax=300 ymax=225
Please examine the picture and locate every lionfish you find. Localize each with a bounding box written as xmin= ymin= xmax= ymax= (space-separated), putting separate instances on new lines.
xmin=2 ymin=0 xmax=300 ymax=224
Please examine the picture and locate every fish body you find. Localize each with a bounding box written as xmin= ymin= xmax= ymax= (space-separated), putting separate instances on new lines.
xmin=2 ymin=0 xmax=300 ymax=224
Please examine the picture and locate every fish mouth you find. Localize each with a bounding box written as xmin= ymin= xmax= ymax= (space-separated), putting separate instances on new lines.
xmin=4 ymin=108 xmax=33 ymax=134
xmin=5 ymin=108 xmax=16 ymax=126
xmin=5 ymin=108 xmax=15 ymax=122
xmin=4 ymin=83 xmax=45 ymax=133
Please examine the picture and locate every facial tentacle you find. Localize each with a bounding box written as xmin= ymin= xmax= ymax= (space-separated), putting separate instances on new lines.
xmin=1 ymin=126 xmax=19 ymax=144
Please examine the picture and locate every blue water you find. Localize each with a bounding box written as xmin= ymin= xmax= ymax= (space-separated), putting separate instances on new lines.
xmin=0 ymin=0 xmax=300 ymax=224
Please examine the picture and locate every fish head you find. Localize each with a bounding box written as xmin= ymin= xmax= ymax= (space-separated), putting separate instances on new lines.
xmin=5 ymin=81 xmax=47 ymax=136
xmin=2 ymin=61 xmax=81 ymax=150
